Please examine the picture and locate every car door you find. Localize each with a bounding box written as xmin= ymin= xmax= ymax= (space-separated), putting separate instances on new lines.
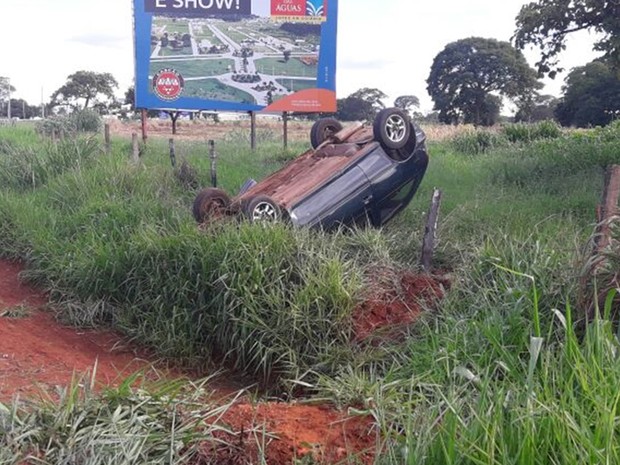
xmin=356 ymin=145 xmax=429 ymax=226
xmin=355 ymin=146 xmax=401 ymax=226
xmin=289 ymin=165 xmax=373 ymax=229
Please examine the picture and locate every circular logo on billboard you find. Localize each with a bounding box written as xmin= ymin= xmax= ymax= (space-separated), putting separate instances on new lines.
xmin=152 ymin=68 xmax=184 ymax=101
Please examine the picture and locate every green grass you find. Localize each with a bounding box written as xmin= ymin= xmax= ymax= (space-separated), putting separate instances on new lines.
xmin=150 ymin=58 xmax=235 ymax=78
xmin=276 ymin=78 xmax=318 ymax=92
xmin=158 ymin=46 xmax=193 ymax=57
xmin=181 ymin=79 xmax=255 ymax=103
xmin=1 ymin=121 xmax=620 ymax=463
xmin=255 ymin=57 xmax=317 ymax=78
xmin=0 ymin=373 xmax=243 ymax=465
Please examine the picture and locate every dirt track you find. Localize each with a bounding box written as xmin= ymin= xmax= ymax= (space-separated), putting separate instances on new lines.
xmin=0 ymin=259 xmax=377 ymax=463
xmin=0 ymin=257 xmax=449 ymax=462
xmin=0 ymin=260 xmax=164 ymax=401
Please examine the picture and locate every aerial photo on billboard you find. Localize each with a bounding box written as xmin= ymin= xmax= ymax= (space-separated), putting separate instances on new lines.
xmin=133 ymin=0 xmax=338 ymax=113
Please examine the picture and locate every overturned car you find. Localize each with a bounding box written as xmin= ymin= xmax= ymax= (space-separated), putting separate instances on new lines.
xmin=193 ymin=108 xmax=429 ymax=229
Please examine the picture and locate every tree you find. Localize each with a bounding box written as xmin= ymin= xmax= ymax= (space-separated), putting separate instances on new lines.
xmin=0 ymin=77 xmax=15 ymax=102
xmin=393 ymin=95 xmax=420 ymax=117
xmin=350 ymin=88 xmax=387 ymax=116
xmin=124 ymin=86 xmax=135 ymax=109
xmin=334 ymin=88 xmax=388 ymax=121
xmin=513 ymin=0 xmax=620 ymax=78
xmin=51 ymin=71 xmax=118 ymax=111
xmin=554 ymin=60 xmax=620 ymax=127
xmin=334 ymin=96 xmax=374 ymax=121
xmin=427 ymin=37 xmax=541 ymax=126
xmin=0 ymin=77 xmax=16 ymax=118
xmin=514 ymin=93 xmax=560 ymax=122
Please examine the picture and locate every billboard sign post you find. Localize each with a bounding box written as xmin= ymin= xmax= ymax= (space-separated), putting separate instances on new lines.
xmin=133 ymin=0 xmax=338 ymax=113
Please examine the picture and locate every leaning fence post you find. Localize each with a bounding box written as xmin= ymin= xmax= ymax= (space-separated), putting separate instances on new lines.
xmin=131 ymin=132 xmax=140 ymax=163
xmin=209 ymin=139 xmax=217 ymax=187
xmin=420 ymin=188 xmax=443 ymax=272
xmin=104 ymin=123 xmax=111 ymax=154
xmin=169 ymin=138 xmax=176 ymax=167
xmin=249 ymin=111 xmax=256 ymax=151
xmin=283 ymin=111 xmax=288 ymax=150
xmin=595 ymin=164 xmax=620 ymax=252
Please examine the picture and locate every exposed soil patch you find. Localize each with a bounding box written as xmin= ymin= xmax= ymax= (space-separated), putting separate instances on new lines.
xmin=0 ymin=260 xmax=445 ymax=463
xmin=0 ymin=260 xmax=169 ymax=401
xmin=353 ymin=268 xmax=446 ymax=342
xmin=204 ymin=402 xmax=375 ymax=465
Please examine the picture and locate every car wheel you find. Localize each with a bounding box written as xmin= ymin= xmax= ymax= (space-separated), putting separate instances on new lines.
xmin=244 ymin=195 xmax=282 ymax=223
xmin=192 ymin=188 xmax=231 ymax=223
xmin=373 ymin=108 xmax=412 ymax=151
xmin=310 ymin=117 xmax=343 ymax=149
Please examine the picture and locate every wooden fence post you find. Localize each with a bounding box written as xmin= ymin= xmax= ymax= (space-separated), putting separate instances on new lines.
xmin=131 ymin=133 xmax=140 ymax=163
xmin=209 ymin=139 xmax=217 ymax=188
xmin=283 ymin=111 xmax=288 ymax=150
xmin=595 ymin=164 xmax=620 ymax=252
xmin=169 ymin=138 xmax=176 ymax=167
xmin=420 ymin=188 xmax=443 ymax=272
xmin=250 ymin=111 xmax=256 ymax=151
xmin=141 ymin=109 xmax=148 ymax=143
xmin=104 ymin=123 xmax=111 ymax=154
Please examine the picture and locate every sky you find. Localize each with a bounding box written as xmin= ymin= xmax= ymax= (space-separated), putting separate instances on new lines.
xmin=0 ymin=0 xmax=603 ymax=114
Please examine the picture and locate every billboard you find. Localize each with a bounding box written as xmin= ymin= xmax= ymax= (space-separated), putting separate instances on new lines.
xmin=133 ymin=0 xmax=338 ymax=113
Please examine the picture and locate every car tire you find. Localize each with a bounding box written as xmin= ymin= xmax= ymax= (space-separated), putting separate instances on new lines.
xmin=373 ymin=108 xmax=412 ymax=151
xmin=192 ymin=188 xmax=231 ymax=223
xmin=310 ymin=117 xmax=343 ymax=149
xmin=243 ymin=195 xmax=282 ymax=223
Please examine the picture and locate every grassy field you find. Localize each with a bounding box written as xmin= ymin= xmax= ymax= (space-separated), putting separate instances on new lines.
xmin=276 ymin=77 xmax=318 ymax=92
xmin=1 ymin=119 xmax=620 ymax=463
xmin=180 ymin=79 xmax=255 ymax=103
xmin=255 ymin=57 xmax=317 ymax=77
xmin=150 ymin=59 xmax=235 ymax=78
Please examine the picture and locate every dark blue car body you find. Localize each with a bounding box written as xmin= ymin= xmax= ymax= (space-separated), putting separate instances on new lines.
xmin=193 ymin=109 xmax=429 ymax=229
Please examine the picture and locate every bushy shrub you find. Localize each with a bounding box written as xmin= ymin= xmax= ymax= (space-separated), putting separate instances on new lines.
xmin=569 ymin=119 xmax=620 ymax=143
xmin=72 ymin=109 xmax=102 ymax=133
xmin=35 ymin=110 xmax=103 ymax=137
xmin=450 ymin=129 xmax=508 ymax=155
xmin=502 ymin=120 xmax=562 ymax=143
xmin=0 ymin=136 xmax=100 ymax=190
xmin=35 ymin=116 xmax=75 ymax=137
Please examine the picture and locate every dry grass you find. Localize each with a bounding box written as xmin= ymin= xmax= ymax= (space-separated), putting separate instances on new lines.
xmin=107 ymin=118 xmax=491 ymax=143
xmin=107 ymin=117 xmax=314 ymax=142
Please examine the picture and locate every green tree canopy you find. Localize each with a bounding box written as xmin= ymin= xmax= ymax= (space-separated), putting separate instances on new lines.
xmin=514 ymin=93 xmax=560 ymax=122
xmin=555 ymin=59 xmax=620 ymax=127
xmin=393 ymin=95 xmax=420 ymax=117
xmin=0 ymin=77 xmax=15 ymax=102
xmin=427 ymin=37 xmax=542 ymax=126
xmin=335 ymin=87 xmax=387 ymax=121
xmin=513 ymin=0 xmax=620 ymax=78
xmin=51 ymin=71 xmax=118 ymax=110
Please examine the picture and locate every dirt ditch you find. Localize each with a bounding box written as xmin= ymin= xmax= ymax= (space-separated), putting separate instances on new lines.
xmin=0 ymin=258 xmax=445 ymax=463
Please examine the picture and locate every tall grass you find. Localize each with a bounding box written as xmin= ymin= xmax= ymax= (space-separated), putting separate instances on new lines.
xmin=0 ymin=129 xmax=378 ymax=389
xmin=0 ymin=373 xmax=241 ymax=465
xmin=1 ymin=121 xmax=620 ymax=463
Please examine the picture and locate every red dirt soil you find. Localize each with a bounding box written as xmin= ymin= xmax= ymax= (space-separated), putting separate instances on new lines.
xmin=0 ymin=260 xmax=162 ymax=401
xmin=352 ymin=269 xmax=446 ymax=342
xmin=0 ymin=259 xmax=445 ymax=464
xmin=204 ymin=403 xmax=375 ymax=464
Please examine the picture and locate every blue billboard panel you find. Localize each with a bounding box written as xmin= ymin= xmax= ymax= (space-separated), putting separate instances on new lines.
xmin=133 ymin=0 xmax=338 ymax=112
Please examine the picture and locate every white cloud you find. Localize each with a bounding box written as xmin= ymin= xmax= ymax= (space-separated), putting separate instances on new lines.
xmin=0 ymin=0 xmax=602 ymax=114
